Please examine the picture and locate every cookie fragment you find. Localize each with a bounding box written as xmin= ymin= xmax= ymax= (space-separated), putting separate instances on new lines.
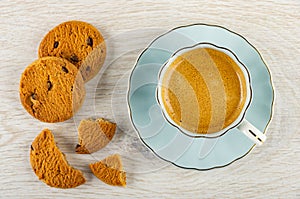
xmin=38 ymin=20 xmax=106 ymax=82
xmin=30 ymin=129 xmax=86 ymax=188
xmin=75 ymin=118 xmax=116 ymax=154
xmin=89 ymin=154 xmax=126 ymax=187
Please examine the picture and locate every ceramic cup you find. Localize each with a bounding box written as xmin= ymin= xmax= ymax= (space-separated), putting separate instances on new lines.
xmin=157 ymin=43 xmax=266 ymax=145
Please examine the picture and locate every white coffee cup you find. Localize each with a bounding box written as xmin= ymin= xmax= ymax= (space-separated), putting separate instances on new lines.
xmin=157 ymin=43 xmax=266 ymax=145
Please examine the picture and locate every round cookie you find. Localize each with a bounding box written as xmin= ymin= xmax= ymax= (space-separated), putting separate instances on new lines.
xmin=19 ymin=57 xmax=85 ymax=123
xmin=30 ymin=129 xmax=86 ymax=188
xmin=38 ymin=20 xmax=106 ymax=82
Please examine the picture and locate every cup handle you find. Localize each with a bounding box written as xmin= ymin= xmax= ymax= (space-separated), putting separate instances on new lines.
xmin=237 ymin=120 xmax=267 ymax=146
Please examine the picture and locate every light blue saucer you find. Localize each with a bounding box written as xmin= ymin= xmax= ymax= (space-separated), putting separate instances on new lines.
xmin=127 ymin=24 xmax=274 ymax=170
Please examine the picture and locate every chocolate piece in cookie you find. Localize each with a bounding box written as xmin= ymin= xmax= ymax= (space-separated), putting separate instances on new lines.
xmin=30 ymin=129 xmax=86 ymax=188
xmin=19 ymin=57 xmax=85 ymax=123
xmin=38 ymin=20 xmax=106 ymax=82
xmin=75 ymin=118 xmax=116 ymax=154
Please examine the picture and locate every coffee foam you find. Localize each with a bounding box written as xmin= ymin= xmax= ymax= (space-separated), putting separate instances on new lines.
xmin=161 ymin=48 xmax=247 ymax=134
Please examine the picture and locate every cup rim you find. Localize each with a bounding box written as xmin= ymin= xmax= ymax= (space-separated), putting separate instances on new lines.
xmin=156 ymin=42 xmax=253 ymax=138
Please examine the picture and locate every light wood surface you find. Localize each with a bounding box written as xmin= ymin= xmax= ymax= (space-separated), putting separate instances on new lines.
xmin=1 ymin=0 xmax=299 ymax=198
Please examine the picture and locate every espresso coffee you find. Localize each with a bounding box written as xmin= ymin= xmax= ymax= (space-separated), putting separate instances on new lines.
xmin=160 ymin=48 xmax=247 ymax=134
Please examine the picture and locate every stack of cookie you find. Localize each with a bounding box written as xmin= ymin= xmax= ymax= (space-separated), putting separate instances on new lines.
xmin=20 ymin=21 xmax=106 ymax=123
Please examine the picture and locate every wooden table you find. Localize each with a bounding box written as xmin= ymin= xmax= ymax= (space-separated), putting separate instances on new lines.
xmin=1 ymin=0 xmax=299 ymax=198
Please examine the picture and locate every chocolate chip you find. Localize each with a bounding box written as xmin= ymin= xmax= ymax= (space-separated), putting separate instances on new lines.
xmin=86 ymin=66 xmax=91 ymax=72
xmin=47 ymin=81 xmax=52 ymax=91
xmin=54 ymin=41 xmax=59 ymax=48
xmin=70 ymin=54 xmax=79 ymax=63
xmin=71 ymin=86 xmax=73 ymax=92
xmin=31 ymin=145 xmax=34 ymax=150
xmin=87 ymin=37 xmax=93 ymax=47
xmin=75 ymin=144 xmax=81 ymax=148
xmin=62 ymin=66 xmax=69 ymax=73
xmin=31 ymin=93 xmax=37 ymax=100
xmin=31 ymin=107 xmax=35 ymax=114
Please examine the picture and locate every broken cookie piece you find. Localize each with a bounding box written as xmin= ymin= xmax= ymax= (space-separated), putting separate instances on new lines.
xmin=75 ymin=118 xmax=116 ymax=154
xmin=89 ymin=154 xmax=126 ymax=187
xmin=30 ymin=129 xmax=86 ymax=188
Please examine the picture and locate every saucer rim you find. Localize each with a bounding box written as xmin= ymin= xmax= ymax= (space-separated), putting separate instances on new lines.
xmin=127 ymin=23 xmax=275 ymax=171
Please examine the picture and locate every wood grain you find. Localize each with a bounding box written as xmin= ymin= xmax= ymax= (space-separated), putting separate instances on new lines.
xmin=0 ymin=0 xmax=299 ymax=198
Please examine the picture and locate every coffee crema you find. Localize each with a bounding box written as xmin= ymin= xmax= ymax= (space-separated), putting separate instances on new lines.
xmin=161 ymin=48 xmax=247 ymax=134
